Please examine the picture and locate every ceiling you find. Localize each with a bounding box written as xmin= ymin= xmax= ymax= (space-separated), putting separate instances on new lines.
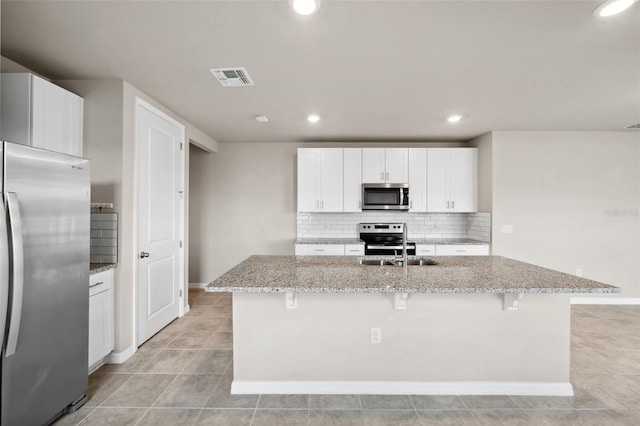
xmin=1 ymin=0 xmax=639 ymax=143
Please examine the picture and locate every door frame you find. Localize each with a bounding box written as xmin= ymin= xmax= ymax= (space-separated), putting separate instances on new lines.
xmin=132 ymin=97 xmax=186 ymax=348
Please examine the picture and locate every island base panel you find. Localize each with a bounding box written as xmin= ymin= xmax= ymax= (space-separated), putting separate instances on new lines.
xmin=231 ymin=292 xmax=572 ymax=395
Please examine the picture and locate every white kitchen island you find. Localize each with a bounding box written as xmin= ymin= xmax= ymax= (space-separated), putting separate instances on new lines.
xmin=205 ymin=255 xmax=618 ymax=396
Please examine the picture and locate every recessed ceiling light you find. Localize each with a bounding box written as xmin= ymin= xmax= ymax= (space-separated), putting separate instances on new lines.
xmin=291 ymin=0 xmax=320 ymax=15
xmin=593 ymin=0 xmax=637 ymax=17
xmin=307 ymin=114 xmax=320 ymax=123
xmin=447 ymin=114 xmax=463 ymax=123
xmin=255 ymin=115 xmax=269 ymax=123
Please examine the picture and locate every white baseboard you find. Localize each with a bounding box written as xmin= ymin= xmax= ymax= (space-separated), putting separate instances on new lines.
xmin=183 ymin=304 xmax=190 ymax=315
xmin=571 ymin=297 xmax=640 ymax=305
xmin=105 ymin=344 xmax=136 ymax=364
xmin=189 ymin=282 xmax=208 ymax=289
xmin=231 ymin=381 xmax=574 ymax=396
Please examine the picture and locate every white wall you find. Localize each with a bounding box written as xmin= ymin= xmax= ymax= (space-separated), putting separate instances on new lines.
xmin=189 ymin=142 xmax=299 ymax=284
xmin=491 ymin=131 xmax=640 ymax=299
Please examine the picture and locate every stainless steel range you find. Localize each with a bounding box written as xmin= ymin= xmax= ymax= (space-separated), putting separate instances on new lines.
xmin=359 ymin=223 xmax=416 ymax=256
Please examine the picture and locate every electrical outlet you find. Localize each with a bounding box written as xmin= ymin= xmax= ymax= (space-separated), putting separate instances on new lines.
xmin=501 ymin=225 xmax=513 ymax=234
xmin=576 ymin=268 xmax=582 ymax=277
xmin=371 ymin=328 xmax=382 ymax=344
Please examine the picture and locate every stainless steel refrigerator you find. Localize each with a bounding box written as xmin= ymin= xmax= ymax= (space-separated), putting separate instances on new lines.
xmin=1 ymin=141 xmax=90 ymax=425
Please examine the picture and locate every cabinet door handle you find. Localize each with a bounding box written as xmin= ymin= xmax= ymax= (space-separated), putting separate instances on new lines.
xmin=380 ymin=172 xmax=384 ymax=180
xmin=386 ymin=172 xmax=389 ymax=180
xmin=452 ymin=200 xmax=455 ymax=209
xmin=89 ymin=282 xmax=104 ymax=288
xmin=314 ymin=249 xmax=325 ymax=252
xmin=447 ymin=201 xmax=450 ymax=208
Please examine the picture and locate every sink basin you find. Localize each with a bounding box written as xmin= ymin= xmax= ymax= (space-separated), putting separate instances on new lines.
xmin=359 ymin=258 xmax=438 ymax=266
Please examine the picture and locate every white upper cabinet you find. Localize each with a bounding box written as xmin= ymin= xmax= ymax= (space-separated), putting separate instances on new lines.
xmin=362 ymin=148 xmax=408 ymax=183
xmin=343 ymin=148 xmax=362 ymax=212
xmin=1 ymin=73 xmax=83 ymax=157
xmin=408 ymin=148 xmax=427 ymax=212
xmin=297 ymin=148 xmax=344 ymax=212
xmin=427 ymin=148 xmax=477 ymax=212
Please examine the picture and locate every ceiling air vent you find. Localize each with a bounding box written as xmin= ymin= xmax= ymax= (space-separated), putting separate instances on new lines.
xmin=209 ymin=67 xmax=255 ymax=87
xmin=625 ymin=123 xmax=640 ymax=129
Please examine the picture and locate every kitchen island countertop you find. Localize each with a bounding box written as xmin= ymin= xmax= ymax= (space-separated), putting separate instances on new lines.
xmin=205 ymin=255 xmax=619 ymax=294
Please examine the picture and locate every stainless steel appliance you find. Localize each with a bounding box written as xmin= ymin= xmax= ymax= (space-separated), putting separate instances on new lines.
xmin=359 ymin=223 xmax=416 ymax=256
xmin=362 ymin=183 xmax=409 ymax=210
xmin=1 ymin=141 xmax=90 ymax=425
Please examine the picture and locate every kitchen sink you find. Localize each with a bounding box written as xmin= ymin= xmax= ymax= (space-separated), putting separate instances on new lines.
xmin=359 ymin=258 xmax=438 ymax=266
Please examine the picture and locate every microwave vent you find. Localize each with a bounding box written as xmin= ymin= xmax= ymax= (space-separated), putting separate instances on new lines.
xmin=209 ymin=67 xmax=255 ymax=87
xmin=625 ymin=123 xmax=640 ymax=129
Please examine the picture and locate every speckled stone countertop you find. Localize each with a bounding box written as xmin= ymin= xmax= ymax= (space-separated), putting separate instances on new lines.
xmin=90 ymin=263 xmax=116 ymax=274
xmin=295 ymin=238 xmax=365 ymax=245
xmin=294 ymin=238 xmax=487 ymax=245
xmin=412 ymin=238 xmax=489 ymax=245
xmin=205 ymin=255 xmax=619 ymax=294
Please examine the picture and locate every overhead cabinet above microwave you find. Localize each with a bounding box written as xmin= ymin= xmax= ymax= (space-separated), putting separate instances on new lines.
xmin=1 ymin=73 xmax=84 ymax=157
xmin=362 ymin=148 xmax=409 ymax=184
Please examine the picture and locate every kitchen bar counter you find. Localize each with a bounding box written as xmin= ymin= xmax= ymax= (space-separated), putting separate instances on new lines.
xmin=205 ymin=255 xmax=618 ymax=294
xmin=216 ymin=255 xmax=618 ymax=397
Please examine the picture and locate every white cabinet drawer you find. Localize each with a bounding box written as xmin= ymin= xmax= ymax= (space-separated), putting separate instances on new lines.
xmin=295 ymin=244 xmax=345 ymax=256
xmin=344 ymin=245 xmax=365 ymax=256
xmin=435 ymin=244 xmax=489 ymax=256
xmin=90 ymin=269 xmax=114 ymax=296
xmin=415 ymin=244 xmax=436 ymax=256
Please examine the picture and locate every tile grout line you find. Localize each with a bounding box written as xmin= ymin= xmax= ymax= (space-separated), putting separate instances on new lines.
xmin=71 ymin=405 xmax=98 ymax=426
xmin=407 ymin=394 xmax=422 ymax=425
xmin=249 ymin=395 xmax=261 ymax=426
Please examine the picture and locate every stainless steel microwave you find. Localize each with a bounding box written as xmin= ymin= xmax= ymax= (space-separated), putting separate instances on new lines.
xmin=362 ymin=183 xmax=410 ymax=210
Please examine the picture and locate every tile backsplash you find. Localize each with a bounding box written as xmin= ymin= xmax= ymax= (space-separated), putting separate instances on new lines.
xmin=297 ymin=211 xmax=491 ymax=242
xmin=90 ymin=213 xmax=118 ymax=264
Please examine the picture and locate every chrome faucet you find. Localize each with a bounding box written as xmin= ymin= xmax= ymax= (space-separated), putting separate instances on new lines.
xmin=393 ymin=223 xmax=408 ymax=270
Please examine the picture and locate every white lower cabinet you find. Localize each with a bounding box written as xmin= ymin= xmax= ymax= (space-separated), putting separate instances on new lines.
xmin=89 ymin=269 xmax=114 ymax=369
xmin=435 ymin=244 xmax=489 ymax=256
xmin=295 ymin=244 xmax=345 ymax=256
xmin=415 ymin=244 xmax=436 ymax=256
xmin=344 ymin=244 xmax=365 ymax=256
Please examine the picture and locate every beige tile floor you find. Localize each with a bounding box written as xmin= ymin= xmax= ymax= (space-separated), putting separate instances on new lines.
xmin=54 ymin=290 xmax=640 ymax=425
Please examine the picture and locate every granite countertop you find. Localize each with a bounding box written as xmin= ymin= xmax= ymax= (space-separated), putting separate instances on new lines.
xmin=90 ymin=263 xmax=116 ymax=274
xmin=412 ymin=238 xmax=489 ymax=245
xmin=205 ymin=255 xmax=619 ymax=294
xmin=295 ymin=238 xmax=365 ymax=245
xmin=295 ymin=238 xmax=488 ymax=245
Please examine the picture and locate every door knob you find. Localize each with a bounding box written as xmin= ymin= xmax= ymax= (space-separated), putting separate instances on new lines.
xmin=140 ymin=252 xmax=150 ymax=259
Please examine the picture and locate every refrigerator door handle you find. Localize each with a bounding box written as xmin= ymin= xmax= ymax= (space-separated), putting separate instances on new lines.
xmin=6 ymin=192 xmax=24 ymax=357
xmin=0 ymin=194 xmax=10 ymax=351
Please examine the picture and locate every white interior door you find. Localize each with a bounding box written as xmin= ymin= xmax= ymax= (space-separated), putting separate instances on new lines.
xmin=136 ymin=101 xmax=184 ymax=346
